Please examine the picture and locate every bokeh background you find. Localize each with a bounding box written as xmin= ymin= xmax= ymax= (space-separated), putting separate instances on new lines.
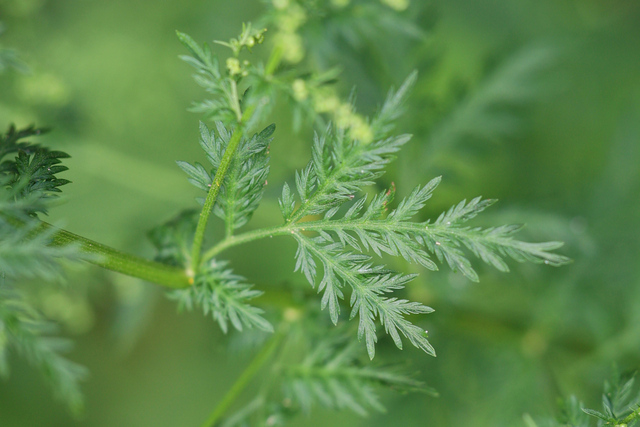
xmin=1 ymin=0 xmax=640 ymax=425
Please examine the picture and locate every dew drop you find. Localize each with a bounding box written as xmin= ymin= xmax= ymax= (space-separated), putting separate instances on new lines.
xmin=544 ymin=260 xmax=550 ymax=265
xmin=446 ymin=221 xmax=451 ymax=226
xmin=435 ymin=241 xmax=441 ymax=246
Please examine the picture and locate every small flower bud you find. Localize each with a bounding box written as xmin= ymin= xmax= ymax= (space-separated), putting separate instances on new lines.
xmin=335 ymin=103 xmax=354 ymax=128
xmin=226 ymin=57 xmax=242 ymax=76
xmin=292 ymin=79 xmax=308 ymax=101
xmin=275 ymin=32 xmax=304 ymax=63
xmin=313 ymin=92 xmax=340 ymax=113
xmin=381 ymin=0 xmax=410 ymax=11
xmin=348 ymin=114 xmax=373 ymax=144
xmin=255 ymin=29 xmax=267 ymax=44
xmin=272 ymin=0 xmax=289 ymax=9
xmin=331 ymin=0 xmax=351 ymax=8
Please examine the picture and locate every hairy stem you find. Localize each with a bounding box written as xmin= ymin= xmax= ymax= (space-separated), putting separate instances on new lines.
xmin=200 ymin=326 xmax=285 ymax=427
xmin=39 ymin=222 xmax=191 ymax=288
xmin=190 ymin=127 xmax=244 ymax=273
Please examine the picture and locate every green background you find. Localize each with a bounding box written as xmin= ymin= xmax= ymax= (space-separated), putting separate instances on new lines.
xmin=1 ymin=0 xmax=640 ymax=425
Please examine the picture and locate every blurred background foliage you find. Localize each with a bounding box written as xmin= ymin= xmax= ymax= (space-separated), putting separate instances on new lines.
xmin=1 ymin=0 xmax=640 ymax=425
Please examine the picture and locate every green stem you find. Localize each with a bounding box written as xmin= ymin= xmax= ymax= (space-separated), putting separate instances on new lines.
xmin=229 ymin=80 xmax=243 ymax=123
xmin=202 ymin=224 xmax=290 ymax=261
xmin=40 ymin=222 xmax=191 ymax=289
xmin=201 ymin=217 xmax=437 ymax=261
xmin=190 ymin=127 xmax=244 ymax=273
xmin=200 ymin=326 xmax=285 ymax=427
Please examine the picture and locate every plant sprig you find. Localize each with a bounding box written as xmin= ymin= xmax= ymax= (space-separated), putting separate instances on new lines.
xmin=0 ymin=19 xmax=572 ymax=421
xmin=182 ymin=70 xmax=569 ymax=359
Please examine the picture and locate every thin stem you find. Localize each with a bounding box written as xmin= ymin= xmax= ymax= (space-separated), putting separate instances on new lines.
xmin=230 ymin=80 xmax=242 ymax=123
xmin=200 ymin=326 xmax=285 ymax=427
xmin=224 ymin=153 xmax=241 ymax=239
xmin=202 ymin=224 xmax=291 ymax=261
xmin=39 ymin=222 xmax=191 ymax=289
xmin=201 ymin=217 xmax=426 ymax=261
xmin=190 ymin=127 xmax=244 ymax=273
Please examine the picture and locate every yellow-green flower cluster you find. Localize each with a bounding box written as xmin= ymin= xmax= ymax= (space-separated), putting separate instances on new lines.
xmin=291 ymin=79 xmax=309 ymax=101
xmin=217 ymin=24 xmax=267 ymax=78
xmin=271 ymin=0 xmax=307 ymax=63
xmin=317 ymin=92 xmax=373 ymax=143
xmin=225 ymin=25 xmax=267 ymax=56
xmin=380 ymin=0 xmax=410 ymax=12
xmin=330 ymin=0 xmax=351 ymax=8
xmin=311 ymin=87 xmax=340 ymax=113
xmin=290 ymin=79 xmax=374 ymax=143
xmin=326 ymin=106 xmax=370 ymax=143
xmin=226 ymin=57 xmax=250 ymax=77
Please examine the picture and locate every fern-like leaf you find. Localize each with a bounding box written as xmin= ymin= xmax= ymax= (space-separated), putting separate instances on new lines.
xmin=176 ymin=31 xmax=239 ymax=123
xmin=282 ymin=73 xmax=416 ymax=223
xmin=178 ymin=122 xmax=274 ymax=234
xmin=168 ymin=259 xmax=273 ymax=333
xmin=294 ymin=179 xmax=570 ymax=282
xmin=1 ymin=125 xmax=71 ymax=214
xmin=0 ymin=286 xmax=87 ymax=413
xmin=149 ymin=210 xmax=272 ymax=333
xmin=293 ymin=232 xmax=434 ymax=359
xmin=277 ymin=74 xmax=568 ymax=358
xmin=0 ymin=218 xmax=80 ymax=281
xmin=214 ymin=123 xmax=273 ymax=234
xmin=283 ymin=337 xmax=430 ymax=415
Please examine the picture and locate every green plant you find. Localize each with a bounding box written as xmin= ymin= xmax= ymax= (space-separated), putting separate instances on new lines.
xmin=525 ymin=369 xmax=640 ymax=427
xmin=0 ymin=13 xmax=571 ymax=427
